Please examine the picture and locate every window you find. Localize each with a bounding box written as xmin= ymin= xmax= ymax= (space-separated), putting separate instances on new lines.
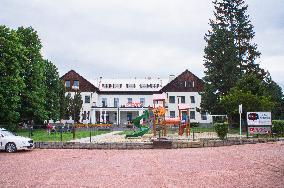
xmin=169 ymin=96 xmax=175 ymax=103
xmin=201 ymin=112 xmax=207 ymax=120
xmin=65 ymin=80 xmax=70 ymax=88
xmin=114 ymin=113 xmax=117 ymax=121
xmin=181 ymin=96 xmax=185 ymax=103
xmin=127 ymin=112 xmax=132 ymax=121
xmin=190 ymin=96 xmax=195 ymax=103
xmin=83 ymin=111 xmax=87 ymax=120
xmin=73 ymin=80 xmax=79 ymax=87
xmin=114 ymin=98 xmax=119 ymax=108
xmin=85 ymin=96 xmax=90 ymax=103
xmin=140 ymin=98 xmax=145 ymax=107
xmin=102 ymin=98 xmax=107 ymax=107
xmin=190 ymin=111 xmax=195 ymax=119
xmin=170 ymin=111 xmax=175 ymax=118
xmin=127 ymin=98 xmax=132 ymax=103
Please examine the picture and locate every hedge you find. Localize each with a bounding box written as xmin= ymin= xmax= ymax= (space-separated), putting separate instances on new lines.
xmin=272 ymin=120 xmax=284 ymax=135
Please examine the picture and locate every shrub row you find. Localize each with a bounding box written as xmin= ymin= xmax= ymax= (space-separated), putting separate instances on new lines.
xmin=272 ymin=120 xmax=284 ymax=135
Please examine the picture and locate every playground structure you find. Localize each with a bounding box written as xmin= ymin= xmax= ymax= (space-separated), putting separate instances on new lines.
xmin=125 ymin=110 xmax=150 ymax=138
xmin=152 ymin=94 xmax=190 ymax=137
xmin=125 ymin=94 xmax=191 ymax=138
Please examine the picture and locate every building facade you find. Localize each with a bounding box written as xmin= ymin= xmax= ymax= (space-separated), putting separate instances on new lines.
xmin=61 ymin=70 xmax=212 ymax=125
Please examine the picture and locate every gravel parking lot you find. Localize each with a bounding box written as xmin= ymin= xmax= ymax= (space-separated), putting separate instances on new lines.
xmin=1 ymin=141 xmax=283 ymax=188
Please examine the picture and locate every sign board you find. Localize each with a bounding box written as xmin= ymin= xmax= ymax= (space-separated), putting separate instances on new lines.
xmin=247 ymin=112 xmax=272 ymax=126
xmin=126 ymin=102 xmax=143 ymax=108
xmin=249 ymin=127 xmax=271 ymax=134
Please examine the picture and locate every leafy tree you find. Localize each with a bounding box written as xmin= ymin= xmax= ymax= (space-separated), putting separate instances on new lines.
xmin=16 ymin=26 xmax=47 ymax=123
xmin=72 ymin=91 xmax=83 ymax=123
xmin=64 ymin=92 xmax=72 ymax=120
xmin=202 ymin=0 xmax=267 ymax=115
xmin=44 ymin=59 xmax=62 ymax=122
xmin=213 ymin=0 xmax=265 ymax=78
xmin=0 ymin=26 xmax=25 ymax=126
xmin=221 ymin=89 xmax=274 ymax=123
xmin=201 ymin=26 xmax=240 ymax=113
xmin=59 ymin=81 xmax=66 ymax=120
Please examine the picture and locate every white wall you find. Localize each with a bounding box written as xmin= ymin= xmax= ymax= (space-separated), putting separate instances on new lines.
xmin=165 ymin=92 xmax=212 ymax=123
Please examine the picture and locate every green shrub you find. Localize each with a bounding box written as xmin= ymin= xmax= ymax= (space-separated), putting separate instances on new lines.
xmin=214 ymin=123 xmax=228 ymax=140
xmin=272 ymin=120 xmax=284 ymax=135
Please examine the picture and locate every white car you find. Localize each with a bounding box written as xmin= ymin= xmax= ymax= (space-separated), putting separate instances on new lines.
xmin=0 ymin=128 xmax=34 ymax=153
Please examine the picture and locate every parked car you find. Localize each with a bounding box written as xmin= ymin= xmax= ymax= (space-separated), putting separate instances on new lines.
xmin=0 ymin=128 xmax=34 ymax=153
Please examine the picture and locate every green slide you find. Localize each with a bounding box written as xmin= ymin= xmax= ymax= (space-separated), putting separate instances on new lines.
xmin=125 ymin=110 xmax=150 ymax=138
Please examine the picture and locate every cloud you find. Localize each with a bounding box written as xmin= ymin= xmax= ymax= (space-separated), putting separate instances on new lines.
xmin=0 ymin=0 xmax=283 ymax=90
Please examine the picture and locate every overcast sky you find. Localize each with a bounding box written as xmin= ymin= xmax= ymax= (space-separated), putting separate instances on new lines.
xmin=1 ymin=0 xmax=284 ymax=89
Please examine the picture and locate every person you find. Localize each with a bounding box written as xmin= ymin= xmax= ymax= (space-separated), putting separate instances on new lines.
xmin=47 ymin=122 xmax=52 ymax=135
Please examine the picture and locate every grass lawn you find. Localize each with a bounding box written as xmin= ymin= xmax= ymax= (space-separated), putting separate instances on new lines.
xmin=16 ymin=129 xmax=110 ymax=142
xmin=116 ymin=130 xmax=137 ymax=135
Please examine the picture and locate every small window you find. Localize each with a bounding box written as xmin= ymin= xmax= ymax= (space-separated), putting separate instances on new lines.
xmin=83 ymin=111 xmax=87 ymax=120
xmin=190 ymin=96 xmax=195 ymax=103
xmin=85 ymin=96 xmax=90 ymax=103
xmin=190 ymin=111 xmax=195 ymax=119
xmin=170 ymin=111 xmax=175 ymax=118
xmin=201 ymin=112 xmax=207 ymax=120
xmin=102 ymin=98 xmax=107 ymax=107
xmin=169 ymin=96 xmax=175 ymax=103
xmin=114 ymin=98 xmax=119 ymax=108
xmin=127 ymin=112 xmax=132 ymax=121
xmin=181 ymin=96 xmax=185 ymax=103
xmin=65 ymin=80 xmax=70 ymax=88
xmin=127 ymin=98 xmax=132 ymax=103
xmin=140 ymin=98 xmax=145 ymax=107
xmin=73 ymin=80 xmax=79 ymax=87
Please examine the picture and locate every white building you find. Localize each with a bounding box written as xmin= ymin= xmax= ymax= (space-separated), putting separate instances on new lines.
xmin=61 ymin=70 xmax=212 ymax=126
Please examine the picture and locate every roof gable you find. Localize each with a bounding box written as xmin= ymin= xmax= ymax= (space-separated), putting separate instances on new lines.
xmin=61 ymin=70 xmax=99 ymax=92
xmin=160 ymin=69 xmax=204 ymax=92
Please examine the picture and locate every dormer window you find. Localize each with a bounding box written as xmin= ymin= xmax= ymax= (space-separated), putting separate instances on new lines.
xmin=73 ymin=80 xmax=79 ymax=87
xmin=65 ymin=80 xmax=70 ymax=88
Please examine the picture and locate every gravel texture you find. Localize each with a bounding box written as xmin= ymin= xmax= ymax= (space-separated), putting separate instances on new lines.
xmin=1 ymin=141 xmax=283 ymax=188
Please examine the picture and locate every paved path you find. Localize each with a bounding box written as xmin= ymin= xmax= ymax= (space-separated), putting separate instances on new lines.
xmin=69 ymin=131 xmax=122 ymax=143
xmin=1 ymin=141 xmax=283 ymax=187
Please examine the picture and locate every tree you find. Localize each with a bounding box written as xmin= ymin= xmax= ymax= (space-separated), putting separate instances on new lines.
xmin=221 ymin=88 xmax=274 ymax=124
xmin=59 ymin=81 xmax=66 ymax=120
xmin=0 ymin=26 xmax=25 ymax=126
xmin=72 ymin=91 xmax=83 ymax=123
xmin=44 ymin=59 xmax=62 ymax=122
xmin=16 ymin=27 xmax=47 ymax=123
xmin=213 ymin=0 xmax=265 ymax=79
xmin=64 ymin=93 xmax=72 ymax=120
xmin=201 ymin=7 xmax=240 ymax=114
xmin=202 ymin=0 xmax=267 ymax=114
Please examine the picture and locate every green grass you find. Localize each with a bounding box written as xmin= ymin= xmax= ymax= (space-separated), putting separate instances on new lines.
xmin=16 ymin=129 xmax=110 ymax=142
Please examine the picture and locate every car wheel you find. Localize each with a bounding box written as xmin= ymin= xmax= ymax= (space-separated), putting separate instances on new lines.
xmin=5 ymin=142 xmax=17 ymax=153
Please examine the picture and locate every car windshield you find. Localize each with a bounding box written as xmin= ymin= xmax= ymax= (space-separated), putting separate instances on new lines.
xmin=1 ymin=130 xmax=15 ymax=136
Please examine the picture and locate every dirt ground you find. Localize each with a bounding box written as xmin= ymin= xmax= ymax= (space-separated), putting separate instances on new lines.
xmin=1 ymin=142 xmax=283 ymax=188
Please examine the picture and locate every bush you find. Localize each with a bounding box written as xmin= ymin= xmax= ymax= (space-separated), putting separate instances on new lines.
xmin=272 ymin=120 xmax=284 ymax=135
xmin=214 ymin=123 xmax=228 ymax=140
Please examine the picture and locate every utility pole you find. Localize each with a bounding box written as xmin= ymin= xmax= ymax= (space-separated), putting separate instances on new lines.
xmin=239 ymin=104 xmax=242 ymax=139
